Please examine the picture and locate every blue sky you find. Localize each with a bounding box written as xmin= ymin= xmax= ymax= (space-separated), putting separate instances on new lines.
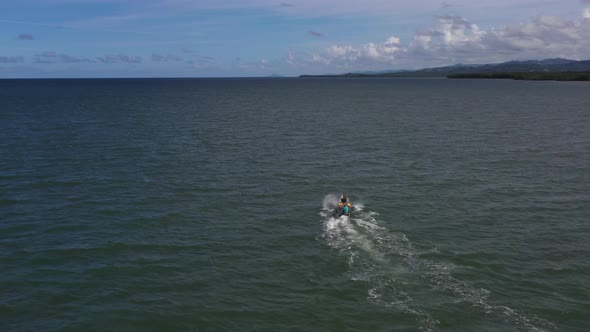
xmin=1 ymin=0 xmax=590 ymax=77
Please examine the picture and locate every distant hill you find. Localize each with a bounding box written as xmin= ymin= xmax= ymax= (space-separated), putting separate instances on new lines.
xmin=300 ymin=58 xmax=590 ymax=78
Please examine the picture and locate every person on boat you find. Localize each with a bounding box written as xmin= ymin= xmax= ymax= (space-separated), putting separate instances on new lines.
xmin=339 ymin=194 xmax=349 ymax=204
xmin=342 ymin=204 xmax=350 ymax=216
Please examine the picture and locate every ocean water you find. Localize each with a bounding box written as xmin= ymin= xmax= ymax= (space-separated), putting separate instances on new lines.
xmin=1 ymin=77 xmax=589 ymax=332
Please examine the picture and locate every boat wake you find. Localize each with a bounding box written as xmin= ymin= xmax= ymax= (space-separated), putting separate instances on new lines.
xmin=319 ymin=194 xmax=555 ymax=332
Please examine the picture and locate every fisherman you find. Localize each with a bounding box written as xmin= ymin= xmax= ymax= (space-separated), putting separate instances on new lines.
xmin=340 ymin=194 xmax=349 ymax=204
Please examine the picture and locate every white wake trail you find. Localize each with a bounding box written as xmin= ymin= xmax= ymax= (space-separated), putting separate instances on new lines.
xmin=319 ymin=194 xmax=554 ymax=332
xmin=320 ymin=194 xmax=438 ymax=331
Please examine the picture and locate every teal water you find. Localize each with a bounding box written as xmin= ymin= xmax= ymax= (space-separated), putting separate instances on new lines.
xmin=1 ymin=78 xmax=589 ymax=331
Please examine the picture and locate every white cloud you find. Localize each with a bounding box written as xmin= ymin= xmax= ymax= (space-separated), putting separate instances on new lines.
xmin=190 ymin=56 xmax=220 ymax=69
xmin=32 ymin=51 xmax=94 ymax=64
xmin=310 ymin=37 xmax=403 ymax=70
xmin=299 ymin=8 xmax=590 ymax=72
xmin=97 ymin=54 xmax=142 ymax=64
xmin=152 ymin=54 xmax=183 ymax=62
xmin=437 ymin=15 xmax=484 ymax=45
xmin=285 ymin=51 xmax=295 ymax=65
xmin=0 ymin=56 xmax=25 ymax=63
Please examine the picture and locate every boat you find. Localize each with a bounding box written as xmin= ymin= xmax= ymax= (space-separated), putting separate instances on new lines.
xmin=333 ymin=194 xmax=353 ymax=217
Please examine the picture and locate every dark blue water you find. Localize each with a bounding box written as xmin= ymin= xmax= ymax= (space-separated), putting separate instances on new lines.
xmin=1 ymin=78 xmax=589 ymax=331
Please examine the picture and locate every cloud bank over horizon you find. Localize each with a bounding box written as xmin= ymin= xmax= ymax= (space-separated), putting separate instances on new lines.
xmin=1 ymin=0 xmax=589 ymax=77
xmin=298 ymin=11 xmax=590 ymax=73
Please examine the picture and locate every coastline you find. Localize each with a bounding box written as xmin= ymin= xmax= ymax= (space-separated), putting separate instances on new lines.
xmin=299 ymin=71 xmax=590 ymax=81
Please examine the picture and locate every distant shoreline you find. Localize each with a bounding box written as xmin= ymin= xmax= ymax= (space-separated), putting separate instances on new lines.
xmin=447 ymin=72 xmax=590 ymax=81
xmin=299 ymin=71 xmax=590 ymax=81
xmin=1 ymin=72 xmax=588 ymax=81
xmin=299 ymin=73 xmax=444 ymax=78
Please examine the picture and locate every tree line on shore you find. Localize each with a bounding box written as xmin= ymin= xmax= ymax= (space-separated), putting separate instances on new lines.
xmin=299 ymin=58 xmax=590 ymax=81
xmin=447 ymin=72 xmax=590 ymax=81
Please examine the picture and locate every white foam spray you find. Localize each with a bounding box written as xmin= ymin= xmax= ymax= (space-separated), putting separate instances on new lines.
xmin=320 ymin=194 xmax=438 ymax=331
xmin=319 ymin=194 xmax=555 ymax=332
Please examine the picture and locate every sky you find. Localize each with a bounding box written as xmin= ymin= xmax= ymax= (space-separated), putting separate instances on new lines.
xmin=1 ymin=0 xmax=590 ymax=77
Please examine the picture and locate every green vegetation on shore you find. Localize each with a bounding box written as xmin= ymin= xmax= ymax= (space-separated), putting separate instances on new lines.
xmin=300 ymin=71 xmax=590 ymax=81
xmin=447 ymin=72 xmax=590 ymax=81
xmin=299 ymin=58 xmax=590 ymax=81
xmin=299 ymin=72 xmax=445 ymax=78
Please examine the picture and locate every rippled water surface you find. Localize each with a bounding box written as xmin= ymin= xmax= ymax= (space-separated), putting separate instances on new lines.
xmin=1 ymin=78 xmax=589 ymax=331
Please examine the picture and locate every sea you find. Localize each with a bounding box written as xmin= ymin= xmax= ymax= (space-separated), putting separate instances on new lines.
xmin=1 ymin=77 xmax=589 ymax=332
